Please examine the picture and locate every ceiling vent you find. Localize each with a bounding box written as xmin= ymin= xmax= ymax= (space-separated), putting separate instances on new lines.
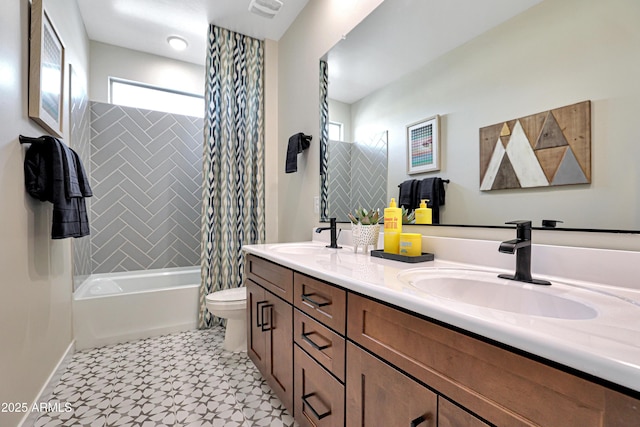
xmin=248 ymin=0 xmax=283 ymax=19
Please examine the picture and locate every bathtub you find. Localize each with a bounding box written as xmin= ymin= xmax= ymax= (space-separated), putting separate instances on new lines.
xmin=73 ymin=267 xmax=200 ymax=350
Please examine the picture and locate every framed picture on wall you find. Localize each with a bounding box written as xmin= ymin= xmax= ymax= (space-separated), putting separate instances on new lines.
xmin=407 ymin=115 xmax=440 ymax=174
xmin=29 ymin=0 xmax=65 ymax=137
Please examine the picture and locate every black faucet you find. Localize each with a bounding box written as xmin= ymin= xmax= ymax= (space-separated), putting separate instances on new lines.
xmin=315 ymin=217 xmax=342 ymax=249
xmin=498 ymin=220 xmax=551 ymax=286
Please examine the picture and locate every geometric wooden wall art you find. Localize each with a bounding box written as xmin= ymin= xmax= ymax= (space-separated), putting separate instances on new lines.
xmin=479 ymin=100 xmax=591 ymax=190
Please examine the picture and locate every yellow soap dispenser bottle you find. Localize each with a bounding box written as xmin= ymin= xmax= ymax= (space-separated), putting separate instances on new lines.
xmin=415 ymin=199 xmax=432 ymax=225
xmin=383 ymin=198 xmax=403 ymax=254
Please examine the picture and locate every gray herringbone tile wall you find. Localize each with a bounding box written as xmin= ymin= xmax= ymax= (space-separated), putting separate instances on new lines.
xmin=327 ymin=140 xmax=351 ymax=221
xmin=90 ymin=102 xmax=203 ymax=274
xmin=70 ymin=67 xmax=92 ymax=291
xmin=326 ymin=132 xmax=387 ymax=221
xmin=351 ymin=131 xmax=387 ymax=216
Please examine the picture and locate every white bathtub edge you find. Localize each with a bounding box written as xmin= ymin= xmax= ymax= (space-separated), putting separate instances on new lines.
xmin=74 ymin=321 xmax=198 ymax=351
xmin=75 ymin=266 xmax=200 ymax=299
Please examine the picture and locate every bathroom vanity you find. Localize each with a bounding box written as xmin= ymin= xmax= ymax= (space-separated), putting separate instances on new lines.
xmin=243 ymin=240 xmax=640 ymax=426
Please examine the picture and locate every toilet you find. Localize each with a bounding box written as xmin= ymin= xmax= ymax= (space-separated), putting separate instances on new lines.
xmin=205 ymin=287 xmax=247 ymax=352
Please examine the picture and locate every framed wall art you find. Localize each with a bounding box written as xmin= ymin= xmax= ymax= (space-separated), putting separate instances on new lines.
xmin=29 ymin=0 xmax=65 ymax=137
xmin=407 ymin=115 xmax=440 ymax=174
xmin=479 ymin=101 xmax=591 ymax=191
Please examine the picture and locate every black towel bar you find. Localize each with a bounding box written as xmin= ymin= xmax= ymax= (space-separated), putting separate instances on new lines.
xmin=19 ymin=135 xmax=46 ymax=145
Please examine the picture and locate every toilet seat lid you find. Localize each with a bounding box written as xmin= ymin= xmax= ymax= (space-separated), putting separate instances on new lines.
xmin=206 ymin=287 xmax=247 ymax=302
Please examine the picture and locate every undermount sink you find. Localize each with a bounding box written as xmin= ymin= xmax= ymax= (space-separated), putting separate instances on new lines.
xmin=397 ymin=268 xmax=598 ymax=320
xmin=269 ymin=242 xmax=336 ymax=255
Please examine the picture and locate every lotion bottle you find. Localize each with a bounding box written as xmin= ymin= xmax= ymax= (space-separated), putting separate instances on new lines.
xmin=415 ymin=199 xmax=432 ymax=225
xmin=383 ymin=198 xmax=402 ymax=254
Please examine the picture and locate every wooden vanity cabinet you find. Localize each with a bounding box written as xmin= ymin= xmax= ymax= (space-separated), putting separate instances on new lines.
xmin=347 ymin=293 xmax=640 ymax=427
xmin=245 ymin=255 xmax=640 ymax=426
xmin=245 ymin=255 xmax=294 ymax=415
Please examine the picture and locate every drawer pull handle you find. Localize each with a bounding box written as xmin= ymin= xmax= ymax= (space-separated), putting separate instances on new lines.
xmin=261 ymin=304 xmax=273 ymax=332
xmin=410 ymin=415 xmax=427 ymax=427
xmin=256 ymin=300 xmax=268 ymax=328
xmin=302 ymin=392 xmax=331 ymax=420
xmin=301 ymin=332 xmax=331 ymax=351
xmin=301 ymin=293 xmax=330 ymax=308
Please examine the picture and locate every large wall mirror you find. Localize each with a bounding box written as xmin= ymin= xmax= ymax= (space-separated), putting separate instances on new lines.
xmin=319 ymin=0 xmax=640 ymax=233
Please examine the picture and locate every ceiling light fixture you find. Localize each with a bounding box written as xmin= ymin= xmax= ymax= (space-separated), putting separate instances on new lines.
xmin=167 ymin=36 xmax=188 ymax=51
xmin=248 ymin=0 xmax=283 ymax=19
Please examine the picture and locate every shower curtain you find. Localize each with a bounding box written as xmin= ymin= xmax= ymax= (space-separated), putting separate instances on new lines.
xmin=199 ymin=25 xmax=265 ymax=328
xmin=319 ymin=60 xmax=330 ymax=221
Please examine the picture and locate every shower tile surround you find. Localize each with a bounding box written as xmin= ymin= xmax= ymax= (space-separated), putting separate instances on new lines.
xmin=89 ymin=102 xmax=203 ymax=274
xmin=326 ymin=140 xmax=351 ymax=220
xmin=326 ymin=131 xmax=387 ymax=220
xmin=33 ymin=328 xmax=296 ymax=427
xmin=70 ymin=69 xmax=92 ymax=289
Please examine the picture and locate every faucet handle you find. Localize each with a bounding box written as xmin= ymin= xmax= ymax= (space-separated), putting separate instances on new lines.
xmin=542 ymin=219 xmax=563 ymax=228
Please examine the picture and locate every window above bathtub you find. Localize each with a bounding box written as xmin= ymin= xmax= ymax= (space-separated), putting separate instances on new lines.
xmin=109 ymin=77 xmax=204 ymax=118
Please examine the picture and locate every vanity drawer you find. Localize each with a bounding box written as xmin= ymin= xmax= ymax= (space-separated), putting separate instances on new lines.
xmin=246 ymin=254 xmax=293 ymax=303
xmin=294 ymin=345 xmax=345 ymax=427
xmin=294 ymin=272 xmax=346 ymax=334
xmin=294 ymin=309 xmax=345 ymax=382
xmin=347 ymin=293 xmax=640 ymax=427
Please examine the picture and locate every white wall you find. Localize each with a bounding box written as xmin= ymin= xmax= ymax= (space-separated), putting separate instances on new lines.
xmin=89 ymin=41 xmax=205 ymax=103
xmin=264 ymin=39 xmax=279 ymax=243
xmin=0 ymin=0 xmax=89 ymax=425
xmin=350 ymin=0 xmax=640 ymax=233
xmin=277 ymin=0 xmax=384 ymax=242
xmin=328 ymin=98 xmax=352 ymax=142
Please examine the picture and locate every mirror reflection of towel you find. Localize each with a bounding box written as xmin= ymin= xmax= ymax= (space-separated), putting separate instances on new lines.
xmin=285 ymin=133 xmax=312 ymax=173
xmin=415 ymin=178 xmax=446 ymax=224
xmin=398 ymin=179 xmax=417 ymax=209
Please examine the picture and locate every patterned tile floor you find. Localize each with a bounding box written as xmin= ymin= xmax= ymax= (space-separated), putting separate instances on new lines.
xmin=33 ymin=327 xmax=297 ymax=427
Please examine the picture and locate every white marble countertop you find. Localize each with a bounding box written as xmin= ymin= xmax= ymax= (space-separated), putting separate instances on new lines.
xmin=243 ymin=240 xmax=640 ymax=394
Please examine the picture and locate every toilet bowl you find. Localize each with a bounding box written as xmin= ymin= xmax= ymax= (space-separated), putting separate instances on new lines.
xmin=205 ymin=287 xmax=247 ymax=352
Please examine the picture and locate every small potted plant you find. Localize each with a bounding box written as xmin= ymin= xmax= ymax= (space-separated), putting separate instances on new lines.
xmin=348 ymin=208 xmax=381 ymax=253
xmin=402 ymin=206 xmax=415 ymax=224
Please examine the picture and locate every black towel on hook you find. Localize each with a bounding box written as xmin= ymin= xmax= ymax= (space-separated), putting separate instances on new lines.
xmin=397 ymin=179 xmax=417 ymax=209
xmin=285 ymin=133 xmax=312 ymax=173
xmin=72 ymin=149 xmax=93 ymax=197
xmin=60 ymin=141 xmax=83 ymax=198
xmin=415 ymin=177 xmax=446 ymax=224
xmin=23 ymin=135 xmax=92 ymax=238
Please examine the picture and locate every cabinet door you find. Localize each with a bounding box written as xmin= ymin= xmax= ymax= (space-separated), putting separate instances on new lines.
xmin=264 ymin=291 xmax=294 ymax=415
xmin=246 ymin=279 xmax=267 ymax=372
xmin=439 ymin=398 xmax=490 ymax=427
xmin=346 ymin=342 xmax=437 ymax=427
